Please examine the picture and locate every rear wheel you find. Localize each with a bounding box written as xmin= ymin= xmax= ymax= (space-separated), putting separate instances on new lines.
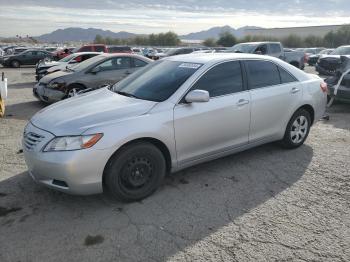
xmin=105 ymin=142 xmax=166 ymax=202
xmin=281 ymin=109 xmax=311 ymax=149
xmin=11 ymin=60 xmax=20 ymax=68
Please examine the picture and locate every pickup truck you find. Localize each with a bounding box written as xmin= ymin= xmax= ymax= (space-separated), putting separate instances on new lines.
xmin=230 ymin=42 xmax=305 ymax=70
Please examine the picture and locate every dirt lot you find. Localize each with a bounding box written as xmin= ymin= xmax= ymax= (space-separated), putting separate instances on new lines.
xmin=0 ymin=66 xmax=349 ymax=262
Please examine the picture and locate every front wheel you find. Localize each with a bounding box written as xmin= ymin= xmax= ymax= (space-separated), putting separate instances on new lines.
xmin=104 ymin=142 xmax=166 ymax=202
xmin=281 ymin=109 xmax=311 ymax=149
xmin=11 ymin=60 xmax=20 ymax=68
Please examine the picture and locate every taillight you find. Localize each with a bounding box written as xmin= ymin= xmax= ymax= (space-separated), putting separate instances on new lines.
xmin=304 ymin=54 xmax=309 ymax=63
xmin=320 ymin=82 xmax=328 ymax=93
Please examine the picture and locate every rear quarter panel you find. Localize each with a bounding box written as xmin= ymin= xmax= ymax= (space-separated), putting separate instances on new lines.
xmin=301 ymin=76 xmax=327 ymax=123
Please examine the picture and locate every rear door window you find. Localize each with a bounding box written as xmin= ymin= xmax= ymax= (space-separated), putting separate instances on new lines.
xmin=278 ymin=66 xmax=297 ymax=84
xmin=97 ymin=57 xmax=131 ymax=72
xmin=133 ymin=58 xmax=148 ymax=68
xmin=191 ymin=61 xmax=243 ymax=97
xmin=246 ymin=60 xmax=280 ymax=89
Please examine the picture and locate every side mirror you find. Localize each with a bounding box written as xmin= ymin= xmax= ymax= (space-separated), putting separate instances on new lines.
xmin=90 ymin=66 xmax=101 ymax=74
xmin=254 ymin=50 xmax=262 ymax=55
xmin=185 ymin=90 xmax=210 ymax=103
xmin=69 ymin=60 xmax=78 ymax=64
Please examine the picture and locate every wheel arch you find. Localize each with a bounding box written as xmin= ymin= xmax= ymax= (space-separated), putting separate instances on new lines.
xmin=296 ymin=104 xmax=315 ymax=125
xmin=102 ymin=137 xmax=172 ymax=186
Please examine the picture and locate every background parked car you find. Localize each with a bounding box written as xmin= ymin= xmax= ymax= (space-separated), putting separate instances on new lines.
xmin=1 ymin=49 xmax=53 ymax=68
xmin=108 ymin=46 xmax=132 ymax=53
xmin=157 ymin=47 xmax=198 ymax=59
xmin=35 ymin=52 xmax=100 ymax=81
xmin=316 ymin=45 xmax=350 ymax=76
xmin=34 ymin=53 xmax=152 ymax=103
xmin=308 ymin=49 xmax=334 ymax=66
xmin=230 ymin=42 xmax=305 ymax=69
xmin=131 ymin=47 xmax=143 ymax=55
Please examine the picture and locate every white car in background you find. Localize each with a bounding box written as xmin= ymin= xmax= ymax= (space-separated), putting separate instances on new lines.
xmin=35 ymin=52 xmax=100 ymax=81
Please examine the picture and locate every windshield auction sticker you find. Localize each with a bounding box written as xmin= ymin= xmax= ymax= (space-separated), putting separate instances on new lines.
xmin=179 ymin=63 xmax=202 ymax=69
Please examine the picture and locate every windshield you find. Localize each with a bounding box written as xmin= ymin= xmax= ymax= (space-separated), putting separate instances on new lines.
xmin=59 ymin=54 xmax=75 ymax=62
xmin=230 ymin=43 xmax=257 ymax=53
xmin=331 ymin=46 xmax=350 ymax=55
xmin=69 ymin=54 xmax=105 ymax=72
xmin=113 ymin=60 xmax=202 ymax=102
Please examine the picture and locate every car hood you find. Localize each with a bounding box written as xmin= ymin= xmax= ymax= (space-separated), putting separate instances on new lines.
xmin=39 ymin=70 xmax=73 ymax=84
xmin=30 ymin=88 xmax=157 ymax=136
xmin=47 ymin=63 xmax=68 ymax=72
xmin=37 ymin=60 xmax=60 ymax=68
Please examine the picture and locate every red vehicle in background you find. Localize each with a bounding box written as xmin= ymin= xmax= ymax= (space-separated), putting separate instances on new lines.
xmin=52 ymin=44 xmax=108 ymax=60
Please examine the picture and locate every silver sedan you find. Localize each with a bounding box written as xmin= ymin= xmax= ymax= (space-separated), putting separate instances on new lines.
xmin=23 ymin=53 xmax=327 ymax=201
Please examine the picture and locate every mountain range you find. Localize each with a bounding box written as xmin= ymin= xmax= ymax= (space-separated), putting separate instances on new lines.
xmin=34 ymin=26 xmax=263 ymax=42
xmin=35 ymin=28 xmax=138 ymax=42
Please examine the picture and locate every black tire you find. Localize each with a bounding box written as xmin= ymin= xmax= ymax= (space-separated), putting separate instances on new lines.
xmin=11 ymin=60 xmax=20 ymax=68
xmin=105 ymin=142 xmax=166 ymax=202
xmin=281 ymin=109 xmax=311 ymax=149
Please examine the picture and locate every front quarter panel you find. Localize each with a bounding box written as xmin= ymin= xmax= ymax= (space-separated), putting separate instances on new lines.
xmin=83 ymin=102 xmax=178 ymax=169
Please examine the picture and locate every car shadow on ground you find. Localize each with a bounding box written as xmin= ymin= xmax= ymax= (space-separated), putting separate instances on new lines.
xmin=0 ymin=143 xmax=313 ymax=261
xmin=325 ymin=103 xmax=350 ymax=131
xmin=4 ymin=100 xmax=45 ymax=120
xmin=6 ymin=82 xmax=37 ymax=89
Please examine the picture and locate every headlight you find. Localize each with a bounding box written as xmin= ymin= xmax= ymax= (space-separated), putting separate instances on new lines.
xmin=47 ymin=80 xmax=66 ymax=89
xmin=43 ymin=133 xmax=103 ymax=152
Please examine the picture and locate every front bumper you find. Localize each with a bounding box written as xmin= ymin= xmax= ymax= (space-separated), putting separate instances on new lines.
xmin=33 ymin=83 xmax=65 ymax=103
xmin=23 ymin=122 xmax=109 ymax=195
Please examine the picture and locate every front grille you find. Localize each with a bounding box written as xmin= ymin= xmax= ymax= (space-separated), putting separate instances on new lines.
xmin=24 ymin=132 xmax=45 ymax=151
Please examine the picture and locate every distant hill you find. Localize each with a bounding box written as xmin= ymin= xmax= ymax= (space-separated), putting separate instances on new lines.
xmin=180 ymin=25 xmax=263 ymax=40
xmin=33 ymin=26 xmax=264 ymax=43
xmin=35 ymin=27 xmax=138 ymax=42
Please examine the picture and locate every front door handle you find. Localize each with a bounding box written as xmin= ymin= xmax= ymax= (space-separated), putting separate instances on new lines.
xmin=291 ymin=87 xmax=300 ymax=94
xmin=237 ymin=99 xmax=249 ymax=106
xmin=125 ymin=71 xmax=132 ymax=75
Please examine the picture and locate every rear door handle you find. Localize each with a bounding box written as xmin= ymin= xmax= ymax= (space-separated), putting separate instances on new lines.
xmin=291 ymin=87 xmax=300 ymax=94
xmin=237 ymin=99 xmax=249 ymax=106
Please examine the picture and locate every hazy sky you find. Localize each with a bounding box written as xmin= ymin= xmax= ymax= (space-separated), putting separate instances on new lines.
xmin=1 ymin=0 xmax=350 ymax=37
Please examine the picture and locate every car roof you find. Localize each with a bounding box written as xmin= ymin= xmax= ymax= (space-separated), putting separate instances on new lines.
xmin=165 ymin=52 xmax=278 ymax=64
xmin=237 ymin=42 xmax=281 ymax=45
xmin=73 ymin=52 xmax=101 ymax=55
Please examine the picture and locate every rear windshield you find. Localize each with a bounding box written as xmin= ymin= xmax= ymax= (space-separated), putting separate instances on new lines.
xmin=113 ymin=60 xmax=202 ymax=102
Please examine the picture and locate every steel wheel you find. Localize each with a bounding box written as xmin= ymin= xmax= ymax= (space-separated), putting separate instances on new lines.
xmin=105 ymin=142 xmax=166 ymax=202
xmin=119 ymin=156 xmax=154 ymax=192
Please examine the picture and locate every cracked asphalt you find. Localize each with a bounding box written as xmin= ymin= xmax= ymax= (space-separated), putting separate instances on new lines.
xmin=0 ymin=66 xmax=349 ymax=262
